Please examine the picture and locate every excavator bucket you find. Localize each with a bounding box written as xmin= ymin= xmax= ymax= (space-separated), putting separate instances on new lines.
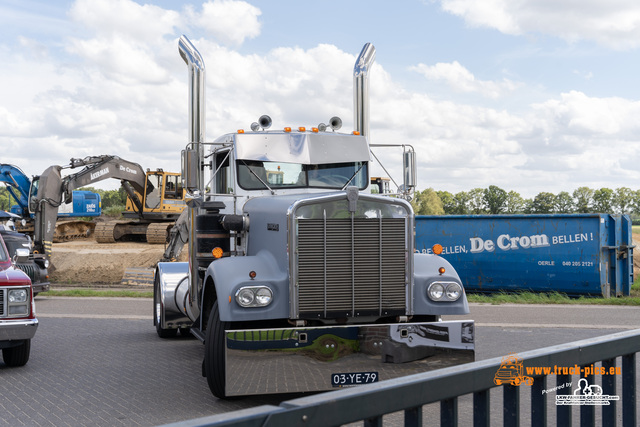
xmin=121 ymin=267 xmax=155 ymax=286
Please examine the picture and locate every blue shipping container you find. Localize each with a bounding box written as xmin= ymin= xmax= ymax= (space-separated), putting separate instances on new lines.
xmin=415 ymin=214 xmax=634 ymax=297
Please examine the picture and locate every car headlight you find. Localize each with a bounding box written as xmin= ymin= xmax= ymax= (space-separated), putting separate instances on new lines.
xmin=235 ymin=286 xmax=273 ymax=307
xmin=428 ymin=283 xmax=444 ymax=300
xmin=7 ymin=288 xmax=30 ymax=316
xmin=8 ymin=289 xmax=28 ymax=303
xmin=445 ymin=283 xmax=462 ymax=301
xmin=427 ymin=282 xmax=462 ymax=302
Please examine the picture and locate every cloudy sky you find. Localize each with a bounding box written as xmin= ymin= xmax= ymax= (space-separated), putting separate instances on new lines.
xmin=2 ymin=0 xmax=640 ymax=198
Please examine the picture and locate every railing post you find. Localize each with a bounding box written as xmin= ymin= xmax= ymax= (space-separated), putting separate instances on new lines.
xmin=473 ymin=389 xmax=490 ymax=427
xmin=622 ymin=353 xmax=636 ymax=427
xmin=531 ymin=376 xmax=547 ymax=427
xmin=579 ymin=367 xmax=595 ymax=427
xmin=441 ymin=397 xmax=457 ymax=427
xmin=602 ymin=358 xmax=617 ymax=427
xmin=503 ymin=384 xmax=519 ymax=427
xmin=364 ymin=416 xmax=382 ymax=427
xmin=557 ymin=373 xmax=572 ymax=427
xmin=404 ymin=406 xmax=422 ymax=427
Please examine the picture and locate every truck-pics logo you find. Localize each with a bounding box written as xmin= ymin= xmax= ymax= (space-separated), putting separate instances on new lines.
xmin=90 ymin=167 xmax=109 ymax=180
xmin=494 ymin=353 xmax=534 ymax=386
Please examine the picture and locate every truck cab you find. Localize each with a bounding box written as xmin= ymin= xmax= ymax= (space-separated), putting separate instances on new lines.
xmin=154 ymin=35 xmax=474 ymax=399
xmin=0 ymin=234 xmax=38 ymax=367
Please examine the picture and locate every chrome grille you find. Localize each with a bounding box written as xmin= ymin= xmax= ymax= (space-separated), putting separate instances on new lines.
xmin=296 ymin=217 xmax=407 ymax=318
xmin=15 ymin=264 xmax=38 ymax=283
xmin=0 ymin=289 xmax=4 ymax=316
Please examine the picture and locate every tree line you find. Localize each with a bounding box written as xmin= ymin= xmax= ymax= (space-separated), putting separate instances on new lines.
xmin=3 ymin=183 xmax=638 ymax=217
xmin=0 ymin=186 xmax=127 ymax=212
xmin=411 ymin=185 xmax=640 ymax=216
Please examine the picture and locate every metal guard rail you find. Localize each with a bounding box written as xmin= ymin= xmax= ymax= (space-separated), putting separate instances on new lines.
xmin=164 ymin=329 xmax=639 ymax=427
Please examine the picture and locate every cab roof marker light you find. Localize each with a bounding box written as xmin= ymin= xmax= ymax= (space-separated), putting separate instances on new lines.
xmin=284 ymin=127 xmax=292 ymax=132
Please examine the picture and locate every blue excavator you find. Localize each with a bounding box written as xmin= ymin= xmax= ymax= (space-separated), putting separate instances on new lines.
xmin=0 ymin=163 xmax=101 ymax=244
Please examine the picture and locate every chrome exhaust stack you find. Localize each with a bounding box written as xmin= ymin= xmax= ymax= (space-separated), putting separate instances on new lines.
xmin=353 ymin=43 xmax=376 ymax=138
xmin=178 ymin=35 xmax=206 ymax=192
xmin=179 ymin=35 xmax=206 ymax=321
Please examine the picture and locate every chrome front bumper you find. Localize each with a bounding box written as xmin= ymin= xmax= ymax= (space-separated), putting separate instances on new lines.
xmin=225 ymin=319 xmax=474 ymax=396
xmin=0 ymin=318 xmax=38 ymax=342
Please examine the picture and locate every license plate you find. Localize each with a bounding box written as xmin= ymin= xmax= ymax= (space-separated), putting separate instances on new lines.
xmin=331 ymin=371 xmax=379 ymax=387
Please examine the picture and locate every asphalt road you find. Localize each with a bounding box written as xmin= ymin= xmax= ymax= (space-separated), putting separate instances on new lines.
xmin=0 ymin=296 xmax=637 ymax=426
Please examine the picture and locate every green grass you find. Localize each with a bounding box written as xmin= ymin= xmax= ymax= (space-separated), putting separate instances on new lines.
xmin=44 ymin=289 xmax=153 ymax=298
xmin=467 ymin=278 xmax=640 ymax=306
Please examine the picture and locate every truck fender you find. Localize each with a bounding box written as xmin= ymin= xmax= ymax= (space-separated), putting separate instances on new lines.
xmin=204 ymin=250 xmax=289 ymax=322
xmin=412 ymin=252 xmax=470 ymax=315
xmin=155 ymin=262 xmax=192 ymax=329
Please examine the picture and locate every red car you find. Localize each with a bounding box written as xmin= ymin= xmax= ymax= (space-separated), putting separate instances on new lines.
xmin=0 ymin=233 xmax=38 ymax=366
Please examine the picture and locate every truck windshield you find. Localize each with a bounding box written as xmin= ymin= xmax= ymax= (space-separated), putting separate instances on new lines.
xmin=237 ymin=160 xmax=368 ymax=191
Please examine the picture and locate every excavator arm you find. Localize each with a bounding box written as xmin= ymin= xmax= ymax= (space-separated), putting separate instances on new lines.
xmin=31 ymin=155 xmax=150 ymax=257
xmin=31 ymin=165 xmax=64 ymax=257
xmin=64 ymin=155 xmax=147 ymax=198
xmin=0 ymin=164 xmax=32 ymax=216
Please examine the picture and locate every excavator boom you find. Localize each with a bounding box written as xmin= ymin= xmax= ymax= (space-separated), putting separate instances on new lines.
xmin=32 ymin=155 xmax=184 ymax=257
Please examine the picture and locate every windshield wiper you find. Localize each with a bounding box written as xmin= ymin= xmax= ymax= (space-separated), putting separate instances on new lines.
xmin=341 ymin=163 xmax=366 ymax=191
xmin=240 ymin=160 xmax=275 ymax=194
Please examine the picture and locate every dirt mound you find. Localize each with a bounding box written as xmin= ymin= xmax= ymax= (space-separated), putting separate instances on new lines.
xmin=50 ymin=239 xmax=185 ymax=285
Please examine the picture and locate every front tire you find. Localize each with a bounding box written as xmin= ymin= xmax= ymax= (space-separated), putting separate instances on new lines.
xmin=154 ymin=273 xmax=177 ymax=338
xmin=204 ymin=301 xmax=228 ymax=398
xmin=3 ymin=339 xmax=31 ymax=367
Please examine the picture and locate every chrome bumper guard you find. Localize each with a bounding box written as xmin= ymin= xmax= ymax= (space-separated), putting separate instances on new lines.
xmin=0 ymin=318 xmax=38 ymax=341
xmin=225 ymin=319 xmax=474 ymax=396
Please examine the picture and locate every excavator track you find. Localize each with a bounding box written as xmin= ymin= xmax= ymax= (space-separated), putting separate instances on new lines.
xmin=146 ymin=222 xmax=171 ymax=244
xmin=53 ymin=221 xmax=96 ymax=243
xmin=94 ymin=221 xmax=118 ymax=243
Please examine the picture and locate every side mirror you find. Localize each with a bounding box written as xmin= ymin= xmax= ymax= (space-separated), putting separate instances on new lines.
xmin=13 ymin=248 xmax=30 ymax=264
xmin=403 ymin=150 xmax=416 ymax=191
xmin=181 ymin=149 xmax=199 ymax=191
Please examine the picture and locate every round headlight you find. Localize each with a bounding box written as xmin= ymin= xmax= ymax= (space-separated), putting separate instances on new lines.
xmin=255 ymin=287 xmax=272 ymax=305
xmin=446 ymin=283 xmax=462 ymax=301
xmin=236 ymin=288 xmax=255 ymax=307
xmin=8 ymin=289 xmax=28 ymax=303
xmin=428 ymin=283 xmax=445 ymax=301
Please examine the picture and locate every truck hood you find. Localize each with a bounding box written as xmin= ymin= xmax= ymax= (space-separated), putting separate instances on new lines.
xmin=0 ymin=267 xmax=31 ymax=285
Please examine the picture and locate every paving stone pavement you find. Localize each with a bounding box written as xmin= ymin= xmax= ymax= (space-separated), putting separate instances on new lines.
xmin=0 ymin=315 xmax=286 ymax=427
xmin=2 ymin=297 xmax=638 ymax=426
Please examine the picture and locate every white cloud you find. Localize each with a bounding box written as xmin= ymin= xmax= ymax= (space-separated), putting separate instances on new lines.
xmin=439 ymin=0 xmax=640 ymax=49
xmin=69 ymin=0 xmax=180 ymax=41
xmin=410 ymin=61 xmax=519 ymax=98
xmin=189 ymin=0 xmax=261 ymax=46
